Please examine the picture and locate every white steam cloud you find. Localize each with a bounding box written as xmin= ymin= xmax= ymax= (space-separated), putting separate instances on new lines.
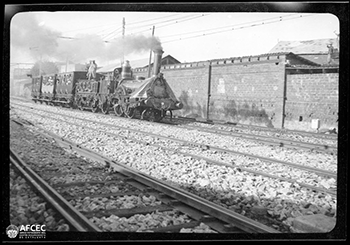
xmin=10 ymin=13 xmax=162 ymax=64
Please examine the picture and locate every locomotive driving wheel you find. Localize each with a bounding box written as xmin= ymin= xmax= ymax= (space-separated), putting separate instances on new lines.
xmin=141 ymin=108 xmax=162 ymax=122
xmin=100 ymin=100 xmax=110 ymax=114
xmin=91 ymin=98 xmax=99 ymax=113
xmin=113 ymin=104 xmax=124 ymax=117
xmin=122 ymin=104 xmax=136 ymax=118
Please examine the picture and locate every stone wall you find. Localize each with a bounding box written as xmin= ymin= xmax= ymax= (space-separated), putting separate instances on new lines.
xmin=284 ymin=72 xmax=338 ymax=131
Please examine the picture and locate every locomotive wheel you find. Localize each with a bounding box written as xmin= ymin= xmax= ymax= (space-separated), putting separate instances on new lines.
xmin=123 ymin=105 xmax=135 ymax=119
xmin=100 ymin=101 xmax=109 ymax=114
xmin=114 ymin=104 xmax=124 ymax=117
xmin=91 ymin=105 xmax=99 ymax=113
xmin=78 ymin=100 xmax=84 ymax=111
xmin=91 ymin=100 xmax=99 ymax=113
xmin=142 ymin=108 xmax=162 ymax=122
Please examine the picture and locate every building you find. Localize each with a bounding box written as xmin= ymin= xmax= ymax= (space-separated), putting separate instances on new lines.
xmin=58 ymin=61 xmax=87 ymax=73
xmin=97 ymin=54 xmax=181 ymax=75
xmin=269 ymin=38 xmax=339 ymax=65
xmin=10 ymin=67 xmax=32 ymax=97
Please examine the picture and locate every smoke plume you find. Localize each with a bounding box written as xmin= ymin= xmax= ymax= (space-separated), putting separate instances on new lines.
xmin=10 ymin=13 xmax=60 ymax=57
xmin=10 ymin=13 xmax=163 ymax=64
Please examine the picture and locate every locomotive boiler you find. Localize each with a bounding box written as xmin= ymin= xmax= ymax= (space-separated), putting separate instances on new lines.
xmin=111 ymin=49 xmax=183 ymax=122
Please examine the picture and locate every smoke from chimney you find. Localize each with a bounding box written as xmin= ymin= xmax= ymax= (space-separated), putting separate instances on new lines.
xmin=10 ymin=13 xmax=163 ymax=64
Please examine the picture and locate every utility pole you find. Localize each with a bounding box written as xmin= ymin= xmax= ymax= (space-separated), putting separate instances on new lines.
xmin=147 ymin=26 xmax=155 ymax=78
xmin=122 ymin=17 xmax=125 ymax=65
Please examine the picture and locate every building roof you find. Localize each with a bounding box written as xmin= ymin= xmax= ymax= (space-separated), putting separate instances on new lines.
xmin=297 ymin=54 xmax=330 ymax=65
xmin=97 ymin=55 xmax=181 ymax=73
xmin=268 ymin=38 xmax=338 ymax=54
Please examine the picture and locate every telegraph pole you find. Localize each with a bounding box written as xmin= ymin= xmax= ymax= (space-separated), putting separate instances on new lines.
xmin=122 ymin=17 xmax=125 ymax=64
xmin=147 ymin=26 xmax=155 ymax=78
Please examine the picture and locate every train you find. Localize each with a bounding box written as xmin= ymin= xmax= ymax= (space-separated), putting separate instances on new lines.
xmin=30 ymin=49 xmax=183 ymax=122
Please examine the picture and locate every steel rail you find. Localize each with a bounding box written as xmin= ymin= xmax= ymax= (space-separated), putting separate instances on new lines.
xmin=9 ymin=148 xmax=101 ymax=232
xmin=13 ymin=105 xmax=336 ymax=180
xmin=222 ymin=121 xmax=338 ymax=140
xmin=12 ymin=106 xmax=337 ymax=181
xmin=33 ymin=117 xmax=337 ymax=196
xmin=26 ymin=127 xmax=280 ymax=233
xmin=10 ymin=97 xmax=338 ymax=141
xmin=172 ymin=116 xmax=339 ymax=140
xmin=176 ymin=124 xmax=337 ymax=153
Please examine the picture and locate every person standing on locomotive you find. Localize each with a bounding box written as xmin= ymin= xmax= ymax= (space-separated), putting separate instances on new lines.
xmin=87 ymin=60 xmax=97 ymax=80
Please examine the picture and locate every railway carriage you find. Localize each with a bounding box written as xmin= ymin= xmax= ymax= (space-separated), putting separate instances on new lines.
xmin=41 ymin=74 xmax=57 ymax=104
xmin=31 ymin=76 xmax=42 ymax=103
xmin=55 ymin=71 xmax=86 ymax=107
xmin=74 ymin=72 xmax=103 ymax=112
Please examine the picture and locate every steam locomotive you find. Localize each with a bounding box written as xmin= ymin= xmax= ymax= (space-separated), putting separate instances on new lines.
xmin=30 ymin=49 xmax=183 ymax=122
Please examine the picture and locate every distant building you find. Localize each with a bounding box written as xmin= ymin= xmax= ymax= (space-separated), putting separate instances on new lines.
xmin=10 ymin=67 xmax=32 ymax=96
xmin=269 ymin=38 xmax=339 ymax=65
xmin=97 ymin=54 xmax=181 ymax=74
xmin=58 ymin=61 xmax=87 ymax=73
xmin=13 ymin=67 xmax=31 ymax=79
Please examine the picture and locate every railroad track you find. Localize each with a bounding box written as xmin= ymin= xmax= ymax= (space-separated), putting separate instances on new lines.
xmin=10 ymin=122 xmax=279 ymax=233
xmin=11 ymin=97 xmax=337 ymax=148
xmin=174 ymin=124 xmax=337 ymax=153
xmin=218 ymin=120 xmax=338 ymax=141
xmin=10 ymin=148 xmax=100 ymax=232
xmin=11 ymin=104 xmax=337 ymax=197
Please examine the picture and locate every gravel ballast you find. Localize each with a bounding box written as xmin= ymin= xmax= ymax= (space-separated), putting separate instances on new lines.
xmin=10 ymin=101 xmax=338 ymax=232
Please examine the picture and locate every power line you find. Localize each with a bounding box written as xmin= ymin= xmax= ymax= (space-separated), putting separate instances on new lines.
xmin=101 ymin=26 xmax=123 ymax=41
xmin=127 ymin=14 xmax=209 ymax=36
xmin=161 ymin=13 xmax=295 ymax=39
xmin=155 ymin=14 xmax=210 ymax=30
xmin=127 ymin=14 xmax=179 ymax=26
xmin=162 ymin=14 xmax=313 ymax=44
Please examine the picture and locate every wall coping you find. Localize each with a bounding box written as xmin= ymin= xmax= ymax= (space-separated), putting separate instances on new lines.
xmin=133 ymin=52 xmax=321 ymax=73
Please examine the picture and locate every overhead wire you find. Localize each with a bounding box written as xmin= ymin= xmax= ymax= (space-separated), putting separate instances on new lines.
xmin=127 ymin=14 xmax=210 ymax=35
xmin=126 ymin=13 xmax=180 ymax=26
xmin=161 ymin=14 xmax=314 ymax=44
xmin=161 ymin=13 xmax=295 ymax=39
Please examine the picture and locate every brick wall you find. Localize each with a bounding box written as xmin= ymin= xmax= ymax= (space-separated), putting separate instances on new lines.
xmin=133 ymin=54 xmax=338 ymax=131
xmin=134 ymin=63 xmax=210 ymax=118
xmin=209 ymin=59 xmax=286 ymax=128
xmin=134 ymin=56 xmax=288 ymax=128
xmin=163 ymin=64 xmax=209 ymax=118
xmin=284 ymin=72 xmax=338 ymax=131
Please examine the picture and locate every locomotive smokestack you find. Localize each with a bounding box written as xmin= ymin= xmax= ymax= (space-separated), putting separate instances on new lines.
xmin=153 ymin=49 xmax=164 ymax=76
xmin=121 ymin=60 xmax=132 ymax=79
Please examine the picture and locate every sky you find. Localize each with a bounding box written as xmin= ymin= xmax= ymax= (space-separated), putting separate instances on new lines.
xmin=8 ymin=3 xmax=340 ymax=68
